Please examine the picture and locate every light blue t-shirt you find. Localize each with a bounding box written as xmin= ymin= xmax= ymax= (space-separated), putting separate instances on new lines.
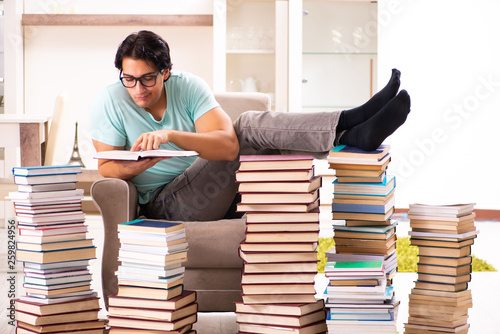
xmin=90 ymin=70 xmax=219 ymax=204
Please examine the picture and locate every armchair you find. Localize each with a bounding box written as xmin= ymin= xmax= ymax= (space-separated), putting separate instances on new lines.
xmin=91 ymin=92 xmax=271 ymax=312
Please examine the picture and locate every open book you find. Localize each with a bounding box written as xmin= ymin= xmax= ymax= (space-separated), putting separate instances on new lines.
xmin=94 ymin=149 xmax=199 ymax=161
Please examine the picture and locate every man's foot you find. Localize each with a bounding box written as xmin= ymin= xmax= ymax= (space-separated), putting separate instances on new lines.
xmin=339 ymin=89 xmax=411 ymax=151
xmin=337 ymin=69 xmax=401 ymax=132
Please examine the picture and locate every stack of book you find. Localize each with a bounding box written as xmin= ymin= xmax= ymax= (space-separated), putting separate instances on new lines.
xmin=325 ymin=145 xmax=399 ymax=333
xmin=9 ymin=165 xmax=105 ymax=334
xmin=235 ymin=155 xmax=327 ymax=334
xmin=107 ymin=219 xmax=197 ymax=334
xmin=404 ymin=203 xmax=477 ymax=334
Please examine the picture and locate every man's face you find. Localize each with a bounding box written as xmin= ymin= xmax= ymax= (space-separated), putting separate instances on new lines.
xmin=121 ymin=57 xmax=170 ymax=111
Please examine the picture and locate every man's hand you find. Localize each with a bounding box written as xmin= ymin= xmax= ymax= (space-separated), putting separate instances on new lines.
xmin=131 ymin=130 xmax=170 ymax=151
xmin=92 ymin=139 xmax=169 ymax=180
xmin=110 ymin=156 xmax=168 ymax=176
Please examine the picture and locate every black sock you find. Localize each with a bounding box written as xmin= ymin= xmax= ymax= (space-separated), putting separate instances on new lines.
xmin=337 ymin=69 xmax=401 ymax=133
xmin=339 ymin=90 xmax=411 ymax=151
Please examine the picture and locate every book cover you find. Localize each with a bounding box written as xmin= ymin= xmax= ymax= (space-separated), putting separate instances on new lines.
xmin=408 ymin=203 xmax=475 ymax=217
xmin=240 ymin=272 xmax=316 ymax=284
xmin=332 ymin=220 xmax=398 ymax=233
xmin=14 ymin=173 xmax=79 ymax=185
xmin=15 ymin=309 xmax=100 ymax=326
xmin=107 ymin=313 xmax=197 ymax=331
xmin=14 ymin=297 xmax=99 ymax=316
xmin=243 ymin=262 xmax=319 ymax=274
xmin=239 ymin=249 xmax=319 ymax=263
xmin=324 ymin=261 xmax=384 ymax=272
xmin=13 ymin=165 xmax=82 ymax=176
xmin=241 ymin=283 xmax=317 ymax=295
xmin=17 ymin=182 xmax=77 ymax=193
xmin=107 ymin=290 xmax=196 ymax=310
xmin=9 ymin=189 xmax=84 ymax=200
xmin=332 ymin=195 xmax=395 ymax=214
xmin=108 ymin=302 xmax=198 ymax=322
xmin=239 ymin=190 xmax=319 ymax=204
xmin=333 ymin=174 xmax=396 ymax=195
xmin=328 ymin=152 xmax=391 ymax=165
xmin=94 ymin=149 xmax=198 ymax=160
xmin=329 ymin=155 xmax=391 ymax=170
xmin=245 ymin=210 xmax=320 ymax=223
xmin=235 ymin=309 xmax=326 ymax=327
xmin=235 ymin=168 xmax=315 ymax=183
xmin=237 ymin=176 xmax=322 ymax=193
xmin=241 ymin=294 xmax=317 ymax=305
xmin=329 ymin=144 xmax=390 ymax=159
xmin=234 ymin=299 xmax=324 ymax=316
xmin=16 ymin=247 xmax=96 ymax=264
xmin=116 ymin=283 xmax=184 ymax=301
xmin=16 ymin=320 xmax=106 ymax=333
xmin=238 ymin=154 xmax=314 ymax=171
xmin=237 ymin=199 xmax=320 ymax=213
xmin=119 ymin=219 xmax=184 ymax=234
xmin=238 ymin=321 xmax=327 ymax=334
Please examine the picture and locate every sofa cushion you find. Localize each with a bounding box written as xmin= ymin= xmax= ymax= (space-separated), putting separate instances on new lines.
xmin=183 ymin=217 xmax=246 ymax=269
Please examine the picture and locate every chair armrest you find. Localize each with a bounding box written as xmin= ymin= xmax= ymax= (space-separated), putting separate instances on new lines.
xmin=90 ymin=178 xmax=138 ymax=308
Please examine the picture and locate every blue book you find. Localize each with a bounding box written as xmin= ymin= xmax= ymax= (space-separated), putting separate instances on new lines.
xmin=329 ymin=144 xmax=390 ymax=160
xmin=333 ymin=175 xmax=396 ymax=196
xmin=332 ymin=195 xmax=395 ymax=214
xmin=118 ymin=219 xmax=184 ymax=234
xmin=13 ymin=165 xmax=82 ymax=176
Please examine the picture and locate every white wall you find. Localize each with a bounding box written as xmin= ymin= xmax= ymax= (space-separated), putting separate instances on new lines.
xmin=378 ymin=0 xmax=500 ymax=210
xmin=23 ymin=2 xmax=214 ymax=169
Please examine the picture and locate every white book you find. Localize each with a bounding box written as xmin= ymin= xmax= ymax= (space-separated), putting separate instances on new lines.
xmin=119 ymin=242 xmax=188 ymax=255
xmin=24 ymin=281 xmax=91 ymax=291
xmin=118 ymin=229 xmax=186 ymax=242
xmin=24 ymin=266 xmax=89 ymax=275
xmin=408 ymin=202 xmax=475 ymax=217
xmin=23 ymin=259 xmax=90 ymax=270
xmin=117 ymin=272 xmax=184 ymax=284
xmin=20 ymin=291 xmax=97 ymax=304
xmin=25 ymin=269 xmax=90 ymax=279
xmin=15 ymin=211 xmax=85 ymax=224
xmin=13 ymin=165 xmax=82 ymax=176
xmin=24 ymin=274 xmax=93 ymax=286
xmin=116 ymin=265 xmax=185 ymax=279
xmin=14 ymin=173 xmax=79 ymax=185
xmin=408 ymin=230 xmax=479 ymax=239
xmin=9 ymin=189 xmax=84 ymax=200
xmin=17 ymin=182 xmax=77 ymax=192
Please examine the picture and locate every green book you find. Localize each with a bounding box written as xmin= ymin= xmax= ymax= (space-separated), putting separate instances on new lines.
xmin=325 ymin=261 xmax=384 ymax=272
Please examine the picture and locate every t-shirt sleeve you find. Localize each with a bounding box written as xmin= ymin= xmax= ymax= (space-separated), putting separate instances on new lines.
xmin=89 ymin=86 xmax=128 ymax=147
xmin=182 ymin=74 xmax=220 ymax=122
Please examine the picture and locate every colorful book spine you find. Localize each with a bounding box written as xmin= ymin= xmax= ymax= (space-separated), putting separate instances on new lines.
xmin=326 ymin=145 xmax=399 ymax=334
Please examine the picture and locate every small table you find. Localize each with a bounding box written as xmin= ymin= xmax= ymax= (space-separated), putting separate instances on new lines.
xmin=0 ymin=115 xmax=49 ymax=178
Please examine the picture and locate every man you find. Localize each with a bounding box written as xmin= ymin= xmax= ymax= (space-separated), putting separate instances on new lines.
xmin=90 ymin=30 xmax=410 ymax=222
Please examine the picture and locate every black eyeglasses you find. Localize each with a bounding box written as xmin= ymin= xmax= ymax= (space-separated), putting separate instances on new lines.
xmin=120 ymin=71 xmax=163 ymax=88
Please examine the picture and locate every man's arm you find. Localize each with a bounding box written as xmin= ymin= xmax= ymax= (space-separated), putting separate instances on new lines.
xmin=131 ymin=106 xmax=239 ymax=161
xmin=93 ymin=140 xmax=167 ymax=180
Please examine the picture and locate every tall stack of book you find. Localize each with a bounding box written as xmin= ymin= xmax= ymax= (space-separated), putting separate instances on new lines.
xmin=325 ymin=145 xmax=399 ymax=333
xmin=107 ymin=219 xmax=197 ymax=334
xmin=404 ymin=203 xmax=477 ymax=334
xmin=9 ymin=165 xmax=105 ymax=334
xmin=235 ymin=155 xmax=327 ymax=334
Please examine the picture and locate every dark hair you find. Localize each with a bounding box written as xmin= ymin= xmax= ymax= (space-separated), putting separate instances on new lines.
xmin=114 ymin=30 xmax=173 ymax=72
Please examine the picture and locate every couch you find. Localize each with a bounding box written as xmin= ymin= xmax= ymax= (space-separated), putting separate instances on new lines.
xmin=91 ymin=92 xmax=271 ymax=312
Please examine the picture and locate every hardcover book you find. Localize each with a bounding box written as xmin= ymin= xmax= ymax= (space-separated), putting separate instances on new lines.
xmin=239 ymin=154 xmax=314 ymax=171
xmin=119 ymin=219 xmax=185 ymax=234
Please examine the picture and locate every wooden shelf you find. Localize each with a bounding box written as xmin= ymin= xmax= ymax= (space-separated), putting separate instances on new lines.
xmin=21 ymin=14 xmax=213 ymax=26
